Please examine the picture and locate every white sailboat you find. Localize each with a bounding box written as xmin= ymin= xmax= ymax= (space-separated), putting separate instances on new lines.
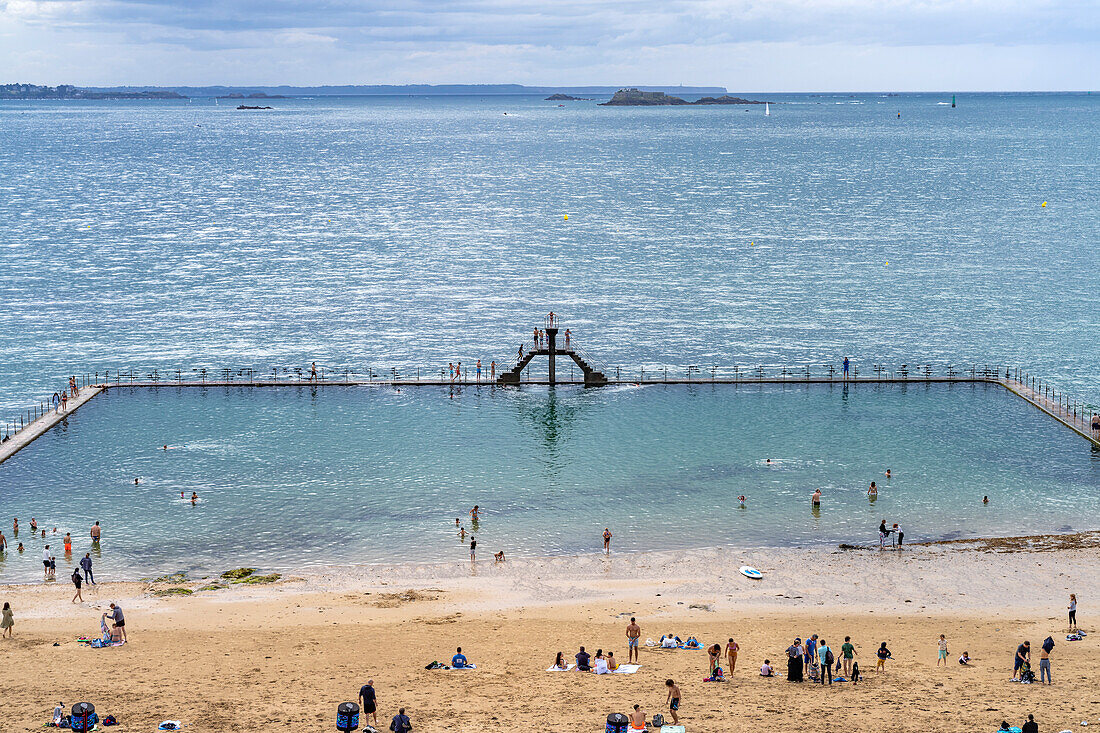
xmin=765 ymin=102 xmax=770 ymax=116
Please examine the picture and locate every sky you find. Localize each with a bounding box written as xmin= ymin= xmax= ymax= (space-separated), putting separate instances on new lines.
xmin=0 ymin=0 xmax=1097 ymax=91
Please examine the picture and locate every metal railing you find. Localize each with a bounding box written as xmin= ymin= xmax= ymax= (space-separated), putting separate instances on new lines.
xmin=3 ymin=364 xmax=1098 ymax=445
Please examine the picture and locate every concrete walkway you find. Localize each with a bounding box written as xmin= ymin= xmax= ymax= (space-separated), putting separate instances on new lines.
xmin=0 ymin=386 xmax=104 ymax=466
xmin=999 ymin=378 xmax=1100 ymax=449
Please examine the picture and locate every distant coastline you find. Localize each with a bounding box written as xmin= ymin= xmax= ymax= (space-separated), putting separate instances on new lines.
xmin=0 ymin=83 xmax=183 ymax=100
xmin=1 ymin=82 xmax=727 ymax=100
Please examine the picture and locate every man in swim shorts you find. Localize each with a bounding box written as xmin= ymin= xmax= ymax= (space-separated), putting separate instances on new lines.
xmin=626 ymin=617 xmax=641 ymax=663
xmin=90 ymin=522 xmax=101 ymax=544
xmin=811 ymin=489 xmax=822 ymax=506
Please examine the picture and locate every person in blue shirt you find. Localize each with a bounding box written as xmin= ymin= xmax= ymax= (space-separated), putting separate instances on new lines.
xmin=451 ymin=647 xmax=468 ymax=669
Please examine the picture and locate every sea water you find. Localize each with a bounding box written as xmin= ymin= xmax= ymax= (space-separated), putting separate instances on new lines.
xmin=0 ymin=381 xmax=1097 ymax=583
xmin=0 ymin=92 xmax=1098 ymax=416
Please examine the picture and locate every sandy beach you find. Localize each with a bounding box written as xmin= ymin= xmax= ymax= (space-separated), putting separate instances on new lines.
xmin=1 ymin=535 xmax=1096 ymax=731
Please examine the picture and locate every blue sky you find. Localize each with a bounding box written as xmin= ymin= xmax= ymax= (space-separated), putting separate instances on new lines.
xmin=1 ymin=0 xmax=1096 ymax=90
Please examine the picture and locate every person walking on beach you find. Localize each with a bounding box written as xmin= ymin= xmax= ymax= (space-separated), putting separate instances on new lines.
xmin=894 ymin=523 xmax=904 ymax=548
xmin=71 ymin=567 xmax=83 ymax=603
xmin=80 ymin=553 xmax=94 ymax=585
xmin=90 ymin=521 xmax=101 ymax=545
xmin=42 ymin=545 xmax=51 ymax=578
xmin=390 ymin=707 xmax=412 ymax=733
xmin=665 ymin=679 xmax=680 ymax=725
xmin=937 ymin=634 xmax=948 ymax=667
xmin=626 ymin=617 xmax=641 ymax=663
xmin=1012 ymin=640 xmax=1030 ymax=681
xmin=358 ymin=679 xmax=378 ymax=728
xmin=603 ymin=528 xmax=612 ymax=555
xmin=1069 ymin=593 xmax=1078 ymax=630
xmin=726 ymin=637 xmax=739 ymax=675
xmin=876 ymin=642 xmax=891 ymax=672
xmin=1 ymin=602 xmax=13 ymax=638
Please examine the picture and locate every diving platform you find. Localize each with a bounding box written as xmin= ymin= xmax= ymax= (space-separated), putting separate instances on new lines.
xmin=497 ymin=319 xmax=608 ymax=387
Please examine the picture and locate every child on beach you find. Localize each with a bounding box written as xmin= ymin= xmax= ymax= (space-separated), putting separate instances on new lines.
xmin=876 ymin=642 xmax=891 ymax=672
xmin=959 ymin=651 xmax=971 ymax=665
xmin=937 ymin=634 xmax=948 ymax=666
xmin=665 ymin=679 xmax=680 ymax=725
xmin=760 ymin=660 xmax=774 ymax=677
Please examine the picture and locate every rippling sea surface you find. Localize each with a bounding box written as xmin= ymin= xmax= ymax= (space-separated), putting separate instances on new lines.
xmin=1 ymin=93 xmax=1098 ymax=581
xmin=0 ymin=382 xmax=1097 ymax=582
xmin=1 ymin=93 xmax=1098 ymax=413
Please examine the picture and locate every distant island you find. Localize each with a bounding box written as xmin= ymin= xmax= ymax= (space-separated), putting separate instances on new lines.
xmin=236 ymin=105 xmax=274 ymax=110
xmin=545 ymin=94 xmax=590 ymax=101
xmin=217 ymin=92 xmax=286 ymax=100
xmin=600 ymin=88 xmax=768 ymax=106
xmin=0 ymin=83 xmax=184 ymax=100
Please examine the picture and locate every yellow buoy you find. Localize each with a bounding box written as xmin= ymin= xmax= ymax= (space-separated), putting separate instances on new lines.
xmin=750 ymin=241 xmax=754 ymax=246
xmin=564 ymin=214 xmax=569 ymax=221
xmin=885 ymin=261 xmax=889 ymax=266
xmin=1041 ymin=202 xmax=1047 ymax=207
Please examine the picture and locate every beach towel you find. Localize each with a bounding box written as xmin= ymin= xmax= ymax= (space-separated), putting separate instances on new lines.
xmin=611 ymin=664 xmax=641 ymax=674
xmin=158 ymin=722 xmax=182 ymax=731
xmin=545 ymin=664 xmax=575 ymax=672
xmin=443 ymin=663 xmax=477 ymax=670
xmin=660 ymin=726 xmax=687 ymax=733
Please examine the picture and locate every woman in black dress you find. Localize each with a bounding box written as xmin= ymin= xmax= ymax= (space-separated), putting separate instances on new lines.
xmin=787 ymin=638 xmax=804 ymax=681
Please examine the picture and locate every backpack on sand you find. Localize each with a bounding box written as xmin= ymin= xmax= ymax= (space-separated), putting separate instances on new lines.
xmin=652 ymin=714 xmax=665 ymax=727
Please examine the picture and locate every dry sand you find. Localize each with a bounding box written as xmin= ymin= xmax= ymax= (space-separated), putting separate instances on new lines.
xmin=1 ymin=536 xmax=1097 ymax=732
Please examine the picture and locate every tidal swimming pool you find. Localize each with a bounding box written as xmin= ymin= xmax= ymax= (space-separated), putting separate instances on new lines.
xmin=0 ymin=382 xmax=1096 ymax=583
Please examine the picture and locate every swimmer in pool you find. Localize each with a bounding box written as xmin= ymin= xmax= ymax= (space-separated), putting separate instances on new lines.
xmin=455 ymin=518 xmax=460 ymax=527
xmin=134 ymin=478 xmax=140 ymax=485
xmin=180 ymin=492 xmax=185 ymax=499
